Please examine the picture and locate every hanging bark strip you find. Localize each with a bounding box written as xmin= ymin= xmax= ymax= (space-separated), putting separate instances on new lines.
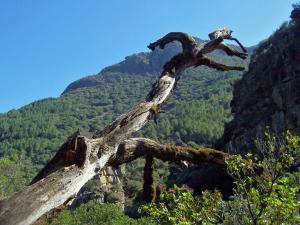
xmin=0 ymin=29 xmax=248 ymax=225
xmin=142 ymin=154 xmax=156 ymax=202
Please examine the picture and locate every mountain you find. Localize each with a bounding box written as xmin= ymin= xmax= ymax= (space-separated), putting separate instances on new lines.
xmin=62 ymin=41 xmax=181 ymax=94
xmin=62 ymin=39 xmax=254 ymax=95
xmin=222 ymin=10 xmax=300 ymax=153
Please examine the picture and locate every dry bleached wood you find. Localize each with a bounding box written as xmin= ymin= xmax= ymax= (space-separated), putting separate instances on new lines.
xmin=0 ymin=29 xmax=247 ymax=225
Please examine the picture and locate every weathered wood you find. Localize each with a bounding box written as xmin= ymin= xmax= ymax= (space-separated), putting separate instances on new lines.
xmin=111 ymin=138 xmax=227 ymax=167
xmin=0 ymin=29 xmax=248 ymax=225
xmin=148 ymin=30 xmax=248 ymax=77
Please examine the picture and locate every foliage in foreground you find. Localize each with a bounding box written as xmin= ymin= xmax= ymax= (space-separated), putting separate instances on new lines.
xmin=142 ymin=185 xmax=223 ymax=225
xmin=141 ymin=132 xmax=300 ymax=225
xmin=50 ymin=202 xmax=155 ymax=225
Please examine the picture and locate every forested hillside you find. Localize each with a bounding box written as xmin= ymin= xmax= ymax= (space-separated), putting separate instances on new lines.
xmin=0 ymin=40 xmax=249 ymax=198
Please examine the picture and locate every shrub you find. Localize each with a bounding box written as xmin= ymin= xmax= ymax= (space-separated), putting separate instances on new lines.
xmin=141 ymin=185 xmax=223 ymax=225
xmin=0 ymin=157 xmax=27 ymax=198
xmin=51 ymin=202 xmax=155 ymax=225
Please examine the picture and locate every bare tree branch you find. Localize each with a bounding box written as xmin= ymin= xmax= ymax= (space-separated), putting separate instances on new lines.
xmin=110 ymin=138 xmax=227 ymax=167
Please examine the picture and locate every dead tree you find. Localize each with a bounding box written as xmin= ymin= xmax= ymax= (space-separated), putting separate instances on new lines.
xmin=0 ymin=29 xmax=248 ymax=225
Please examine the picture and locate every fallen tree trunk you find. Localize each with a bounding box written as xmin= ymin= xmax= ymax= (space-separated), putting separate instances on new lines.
xmin=0 ymin=30 xmax=248 ymax=225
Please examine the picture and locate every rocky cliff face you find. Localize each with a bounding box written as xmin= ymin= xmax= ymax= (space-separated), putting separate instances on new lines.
xmin=223 ymin=8 xmax=300 ymax=153
xmin=71 ymin=166 xmax=125 ymax=209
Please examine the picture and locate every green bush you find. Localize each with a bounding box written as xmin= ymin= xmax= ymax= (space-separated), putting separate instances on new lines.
xmin=141 ymin=185 xmax=223 ymax=225
xmin=51 ymin=202 xmax=156 ymax=225
xmin=0 ymin=156 xmax=27 ymax=198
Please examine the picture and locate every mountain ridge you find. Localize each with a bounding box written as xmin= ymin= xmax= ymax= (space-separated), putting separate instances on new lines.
xmin=62 ymin=38 xmax=255 ymax=95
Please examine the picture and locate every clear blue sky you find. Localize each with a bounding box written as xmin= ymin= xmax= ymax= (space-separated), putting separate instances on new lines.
xmin=0 ymin=0 xmax=297 ymax=113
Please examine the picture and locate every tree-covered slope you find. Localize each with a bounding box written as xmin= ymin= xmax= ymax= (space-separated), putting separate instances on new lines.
xmin=0 ymin=40 xmax=250 ymax=197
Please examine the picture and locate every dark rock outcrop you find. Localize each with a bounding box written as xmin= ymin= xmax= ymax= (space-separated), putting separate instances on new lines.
xmin=166 ymin=164 xmax=234 ymax=199
xmin=222 ymin=10 xmax=300 ymax=153
xmin=71 ymin=166 xmax=125 ymax=209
